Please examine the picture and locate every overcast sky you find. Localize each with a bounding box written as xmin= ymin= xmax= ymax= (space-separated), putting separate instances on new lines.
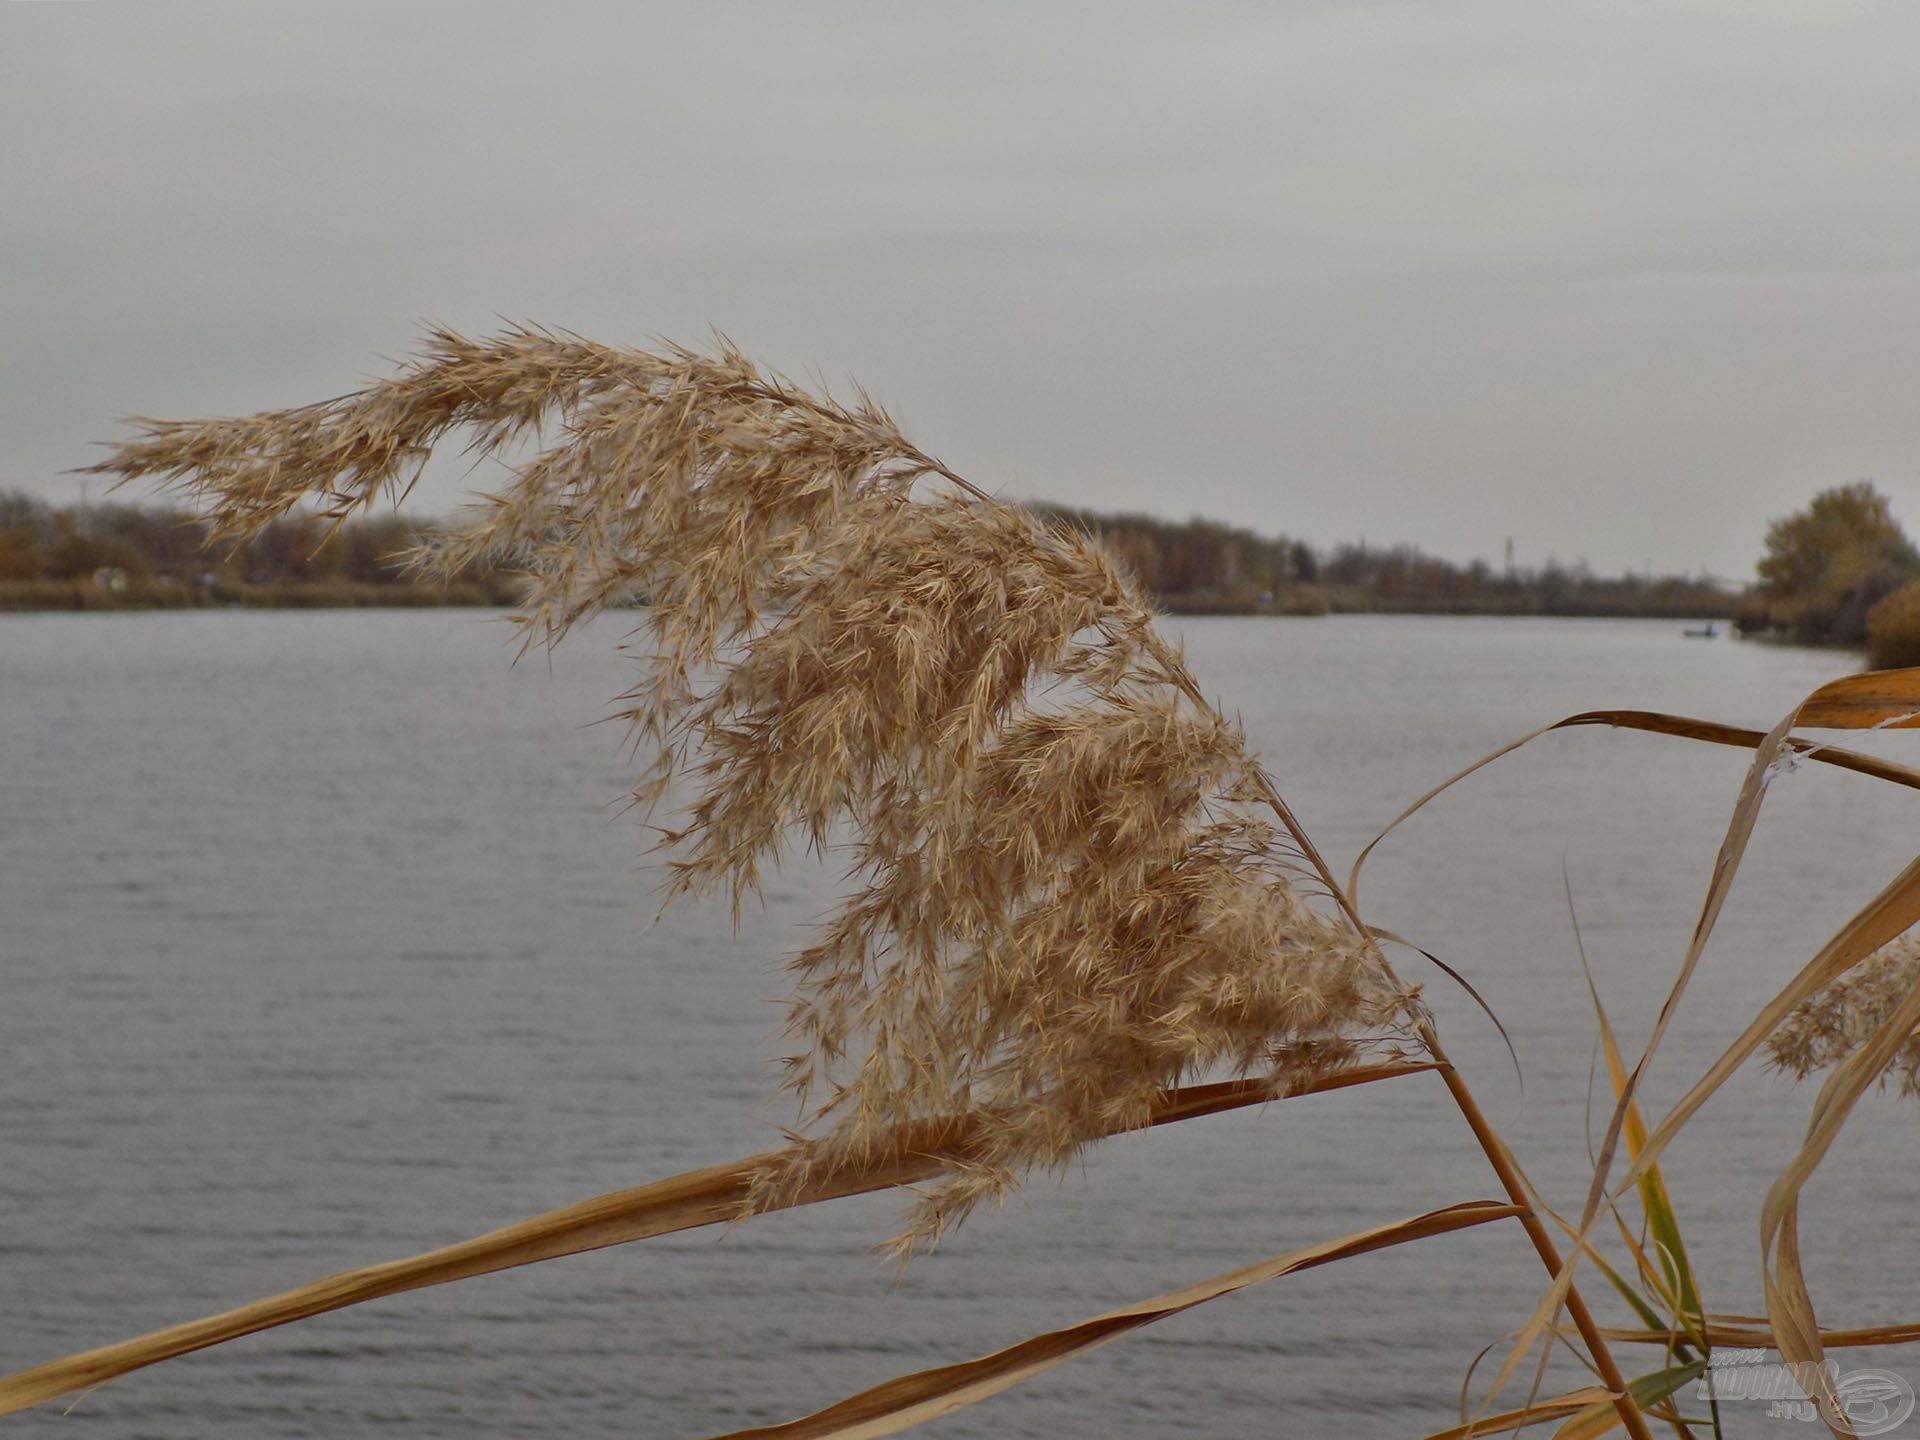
xmin=5 ymin=2 xmax=1919 ymax=579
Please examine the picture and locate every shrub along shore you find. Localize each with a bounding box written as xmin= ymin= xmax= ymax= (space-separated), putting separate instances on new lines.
xmin=1732 ymin=482 xmax=1920 ymax=667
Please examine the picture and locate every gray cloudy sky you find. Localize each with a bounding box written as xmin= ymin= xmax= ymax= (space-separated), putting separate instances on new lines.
xmin=5 ymin=2 xmax=1918 ymax=579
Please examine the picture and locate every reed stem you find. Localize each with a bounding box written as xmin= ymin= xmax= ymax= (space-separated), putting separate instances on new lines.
xmin=758 ymin=444 xmax=1653 ymax=1435
xmin=1149 ymin=651 xmax=1657 ymax=1439
xmin=1420 ymin=1022 xmax=1657 ymax=1440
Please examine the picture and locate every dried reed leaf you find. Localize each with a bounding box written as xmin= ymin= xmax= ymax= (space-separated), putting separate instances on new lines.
xmin=90 ymin=327 xmax=1420 ymax=1254
xmin=1755 ymin=934 xmax=1920 ymax=1429
xmin=1563 ymin=671 xmax=1920 ymax=1439
xmin=1530 ymin=842 xmax=1920 ymax=1438
xmin=1547 ymin=1358 xmax=1708 ymax=1440
xmin=1792 ymin=670 xmax=1920 ymax=728
xmin=1413 ymin=1387 xmax=1623 ymax=1440
xmin=1401 ymin=671 xmax=1920 ymax=1430
xmin=1767 ymin=931 xmax=1920 ymax=1100
xmin=1624 ymin=854 xmax=1920 ymax=1194
xmin=1755 ymin=959 xmax=1920 ymax=1437
xmin=1348 ymin=707 xmax=1920 ymax=909
xmin=1575 ymin=941 xmax=1705 ymax=1348
xmin=700 ymin=1200 xmax=1523 ymax=1440
xmin=1618 ymin=828 xmax=1920 ymax=1413
xmin=1535 ymin=1200 xmax=1682 ymax=1361
xmin=0 ymin=1066 xmax=1432 ymax=1418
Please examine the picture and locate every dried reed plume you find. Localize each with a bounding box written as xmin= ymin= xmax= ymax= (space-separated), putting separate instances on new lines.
xmin=90 ymin=326 xmax=1418 ymax=1253
xmin=1768 ymin=930 xmax=1920 ymax=1100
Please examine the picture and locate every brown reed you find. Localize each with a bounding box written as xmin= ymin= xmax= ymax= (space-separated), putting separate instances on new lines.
xmin=111 ymin=327 xmax=1920 ymax=1440
xmin=98 ymin=325 xmax=1920 ymax=1438
xmin=74 ymin=326 xmax=1920 ymax=1440
xmin=1768 ymin=931 xmax=1920 ymax=1100
xmin=89 ymin=324 xmax=1418 ymax=1255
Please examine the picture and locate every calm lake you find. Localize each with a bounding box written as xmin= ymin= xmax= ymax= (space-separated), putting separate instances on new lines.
xmin=6 ymin=610 xmax=1919 ymax=1438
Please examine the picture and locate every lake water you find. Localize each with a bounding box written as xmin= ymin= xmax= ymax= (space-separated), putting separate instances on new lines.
xmin=5 ymin=610 xmax=1919 ymax=1438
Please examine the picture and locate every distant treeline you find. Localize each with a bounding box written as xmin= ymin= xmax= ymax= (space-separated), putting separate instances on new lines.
xmin=0 ymin=489 xmax=1735 ymax=618
xmin=1037 ymin=504 xmax=1729 ymax=618
xmin=0 ymin=492 xmax=519 ymax=610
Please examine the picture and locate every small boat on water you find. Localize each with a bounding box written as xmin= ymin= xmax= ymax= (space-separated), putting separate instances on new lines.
xmin=1681 ymin=621 xmax=1718 ymax=639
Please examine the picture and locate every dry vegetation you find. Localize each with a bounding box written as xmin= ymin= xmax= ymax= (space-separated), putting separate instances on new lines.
xmin=1868 ymin=577 xmax=1920 ymax=670
xmin=8 ymin=326 xmax=1920 ymax=1438
xmin=82 ymin=325 xmax=1420 ymax=1252
xmin=1771 ymin=932 xmax=1920 ymax=1100
xmin=1739 ymin=480 xmax=1920 ymax=648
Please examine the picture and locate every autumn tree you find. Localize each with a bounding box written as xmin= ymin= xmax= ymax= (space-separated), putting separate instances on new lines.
xmin=1752 ymin=481 xmax=1920 ymax=644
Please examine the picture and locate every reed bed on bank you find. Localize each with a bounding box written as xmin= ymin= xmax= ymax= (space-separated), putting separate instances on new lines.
xmin=9 ymin=325 xmax=1920 ymax=1438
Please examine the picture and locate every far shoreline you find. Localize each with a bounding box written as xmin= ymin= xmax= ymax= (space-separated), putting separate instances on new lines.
xmin=1 ymin=580 xmax=1738 ymax=625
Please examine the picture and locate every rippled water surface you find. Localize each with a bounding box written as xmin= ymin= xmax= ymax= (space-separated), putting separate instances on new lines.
xmin=6 ymin=610 xmax=1919 ymax=1437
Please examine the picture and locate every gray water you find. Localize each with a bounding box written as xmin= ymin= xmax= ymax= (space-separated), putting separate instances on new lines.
xmin=5 ymin=611 xmax=1919 ymax=1438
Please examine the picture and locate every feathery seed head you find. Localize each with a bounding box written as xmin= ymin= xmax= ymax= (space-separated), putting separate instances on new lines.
xmin=1768 ymin=932 xmax=1920 ymax=1100
xmin=91 ymin=326 xmax=1419 ymax=1255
